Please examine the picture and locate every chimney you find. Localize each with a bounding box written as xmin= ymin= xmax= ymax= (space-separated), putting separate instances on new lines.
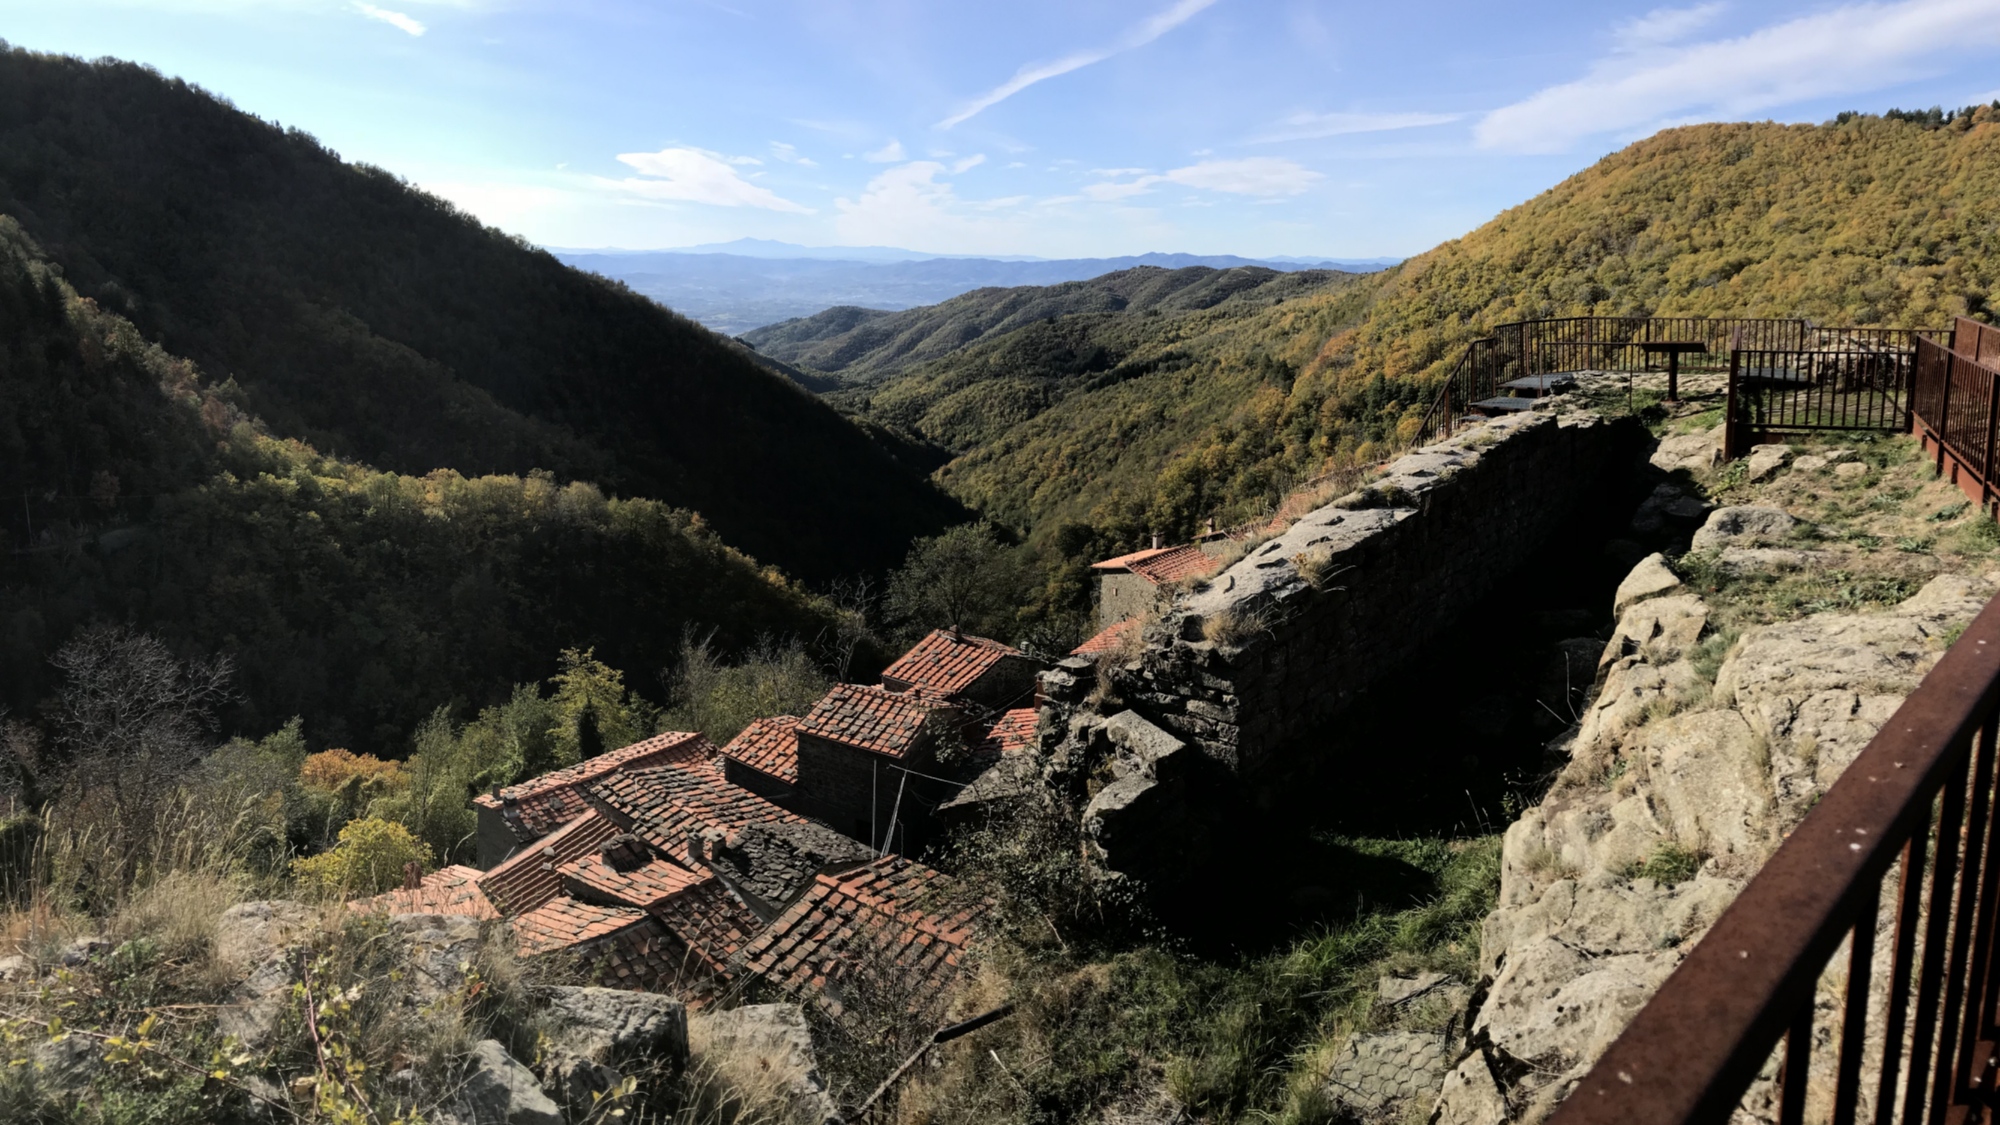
xmin=402 ymin=861 xmax=423 ymax=891
xmin=1151 ymin=532 xmax=1161 ymax=550
xmin=599 ymin=833 xmax=653 ymax=873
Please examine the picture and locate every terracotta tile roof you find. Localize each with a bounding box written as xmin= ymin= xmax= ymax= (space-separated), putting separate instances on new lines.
xmin=511 ymin=897 xmax=655 ymax=956
xmin=348 ymin=865 xmax=499 ymax=919
xmin=720 ymin=716 xmax=801 ymax=786
xmin=559 ymin=851 xmax=705 ymax=911
xmin=1089 ymin=544 xmax=1219 ymax=585
xmin=1071 ymin=618 xmax=1140 ymax=656
xmin=473 ymin=732 xmax=716 ymax=842
xmin=880 ymin=630 xmax=1024 ymax=699
xmin=1091 ymin=546 xmax=1173 ymax=571
xmin=976 ymin=708 xmax=1039 ymax=758
xmin=477 ymin=809 xmax=622 ymax=916
xmin=587 ymin=764 xmax=808 ymax=867
xmin=739 ymin=856 xmax=982 ymax=1010
xmin=797 ymin=683 xmax=953 ymax=759
xmin=1126 ymin=544 xmax=1221 ymax=585
xmin=651 ymin=877 xmax=765 ymax=979
xmin=590 ymin=917 xmax=686 ymax=994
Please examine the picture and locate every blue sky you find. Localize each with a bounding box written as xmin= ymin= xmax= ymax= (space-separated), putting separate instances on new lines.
xmin=8 ymin=0 xmax=2000 ymax=259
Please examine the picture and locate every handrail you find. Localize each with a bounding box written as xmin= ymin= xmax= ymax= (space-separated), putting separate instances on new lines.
xmin=1548 ymin=592 xmax=2000 ymax=1125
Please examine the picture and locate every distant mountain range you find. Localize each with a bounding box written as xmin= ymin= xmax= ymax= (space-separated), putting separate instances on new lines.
xmin=552 ymin=240 xmax=1402 ymax=334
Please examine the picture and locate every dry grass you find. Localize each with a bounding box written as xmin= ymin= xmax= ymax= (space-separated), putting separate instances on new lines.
xmin=1201 ymin=604 xmax=1270 ymax=650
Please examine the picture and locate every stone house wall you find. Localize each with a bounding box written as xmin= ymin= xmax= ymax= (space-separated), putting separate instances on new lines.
xmin=1096 ymin=572 xmax=1158 ymax=630
xmin=793 ymin=732 xmax=938 ymax=847
xmin=1048 ymin=402 xmax=1640 ymax=884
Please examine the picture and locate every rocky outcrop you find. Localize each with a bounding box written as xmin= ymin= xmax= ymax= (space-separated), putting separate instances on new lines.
xmin=690 ymin=1003 xmax=840 ymax=1125
xmin=1433 ymin=560 xmax=1994 ymax=1125
xmin=540 ymin=986 xmax=688 ymax=1111
xmin=448 ymin=1039 xmax=564 ymax=1125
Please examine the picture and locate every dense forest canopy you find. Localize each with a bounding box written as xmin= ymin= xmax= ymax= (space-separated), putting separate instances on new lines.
xmin=0 ymin=217 xmax=847 ymax=753
xmin=0 ymin=46 xmax=967 ymax=583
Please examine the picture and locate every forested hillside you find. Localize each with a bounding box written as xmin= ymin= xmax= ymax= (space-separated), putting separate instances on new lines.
xmin=810 ymin=109 xmax=2000 ymax=561
xmin=0 ymin=217 xmax=844 ymax=753
xmin=744 ymin=265 xmax=1353 ymax=381
xmin=0 ymin=48 xmax=965 ymax=581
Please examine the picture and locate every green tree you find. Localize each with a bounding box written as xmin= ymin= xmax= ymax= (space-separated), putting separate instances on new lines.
xmin=885 ymin=523 xmax=1019 ymax=638
xmin=548 ymin=647 xmax=661 ymax=763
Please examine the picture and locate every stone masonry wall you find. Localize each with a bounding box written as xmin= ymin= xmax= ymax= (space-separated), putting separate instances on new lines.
xmin=1044 ymin=407 xmax=1638 ymax=783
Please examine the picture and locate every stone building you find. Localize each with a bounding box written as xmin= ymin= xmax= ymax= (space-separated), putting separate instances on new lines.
xmin=471 ymin=731 xmax=717 ymax=868
xmin=794 ymin=683 xmax=959 ymax=849
xmin=879 ymin=628 xmax=1040 ymax=711
xmin=1088 ymin=544 xmax=1222 ymax=630
xmin=718 ymin=715 xmax=802 ymax=805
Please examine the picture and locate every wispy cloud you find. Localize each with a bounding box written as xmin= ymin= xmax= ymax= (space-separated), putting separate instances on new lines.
xmin=864 ymin=139 xmax=906 ymax=163
xmin=1252 ymin=110 xmax=1463 ymax=143
xmin=600 ymin=147 xmax=812 ymax=213
xmin=355 ymin=2 xmax=425 ymax=35
xmin=952 ymin=154 xmax=987 ymax=173
xmin=1613 ymin=3 xmax=1727 ymax=50
xmin=769 ymin=141 xmax=818 ymax=167
xmin=1082 ymin=157 xmax=1322 ymax=201
xmin=1479 ymin=0 xmax=2000 ymax=154
xmin=937 ymin=0 xmax=1221 ymax=129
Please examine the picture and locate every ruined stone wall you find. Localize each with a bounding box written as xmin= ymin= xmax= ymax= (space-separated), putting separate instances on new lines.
xmin=1044 ymin=408 xmax=1639 ymax=783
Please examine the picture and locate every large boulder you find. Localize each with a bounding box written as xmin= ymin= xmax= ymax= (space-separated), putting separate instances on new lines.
xmin=691 ymin=1004 xmax=839 ymax=1125
xmin=1611 ymin=553 xmax=1681 ymax=615
xmin=1690 ymin=506 xmax=1798 ymax=551
xmin=540 ymin=987 xmax=688 ymax=1110
xmin=451 ymin=1040 xmax=563 ymax=1125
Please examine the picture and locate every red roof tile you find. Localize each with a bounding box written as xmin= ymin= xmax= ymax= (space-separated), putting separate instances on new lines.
xmin=651 ymin=877 xmax=764 ymax=979
xmin=511 ymin=897 xmax=654 ymax=956
xmin=1090 ymin=546 xmax=1173 ymax=572
xmin=881 ymin=630 xmax=1023 ymax=699
xmin=587 ymin=764 xmax=808 ymax=867
xmin=797 ymin=684 xmax=953 ymax=760
xmin=1071 ymin=618 xmax=1140 ymax=656
xmin=976 ymin=708 xmax=1039 ymax=758
xmin=739 ymin=856 xmax=982 ymax=1011
xmin=348 ymin=865 xmax=499 ymax=919
xmin=472 ymin=732 xmax=715 ymax=841
xmin=559 ymin=852 xmax=704 ymax=911
xmin=1089 ymin=544 xmax=1219 ymax=585
xmin=477 ymin=809 xmax=622 ymax=916
xmin=720 ymin=716 xmax=801 ymax=786
xmin=1126 ymin=544 xmax=1221 ymax=585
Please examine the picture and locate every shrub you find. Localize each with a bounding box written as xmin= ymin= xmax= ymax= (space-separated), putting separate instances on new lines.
xmin=290 ymin=817 xmax=430 ymax=896
xmin=298 ymin=748 xmax=405 ymax=794
xmin=1630 ymin=842 xmax=1705 ymax=886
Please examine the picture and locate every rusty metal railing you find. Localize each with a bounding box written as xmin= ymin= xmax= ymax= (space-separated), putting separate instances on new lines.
xmin=1912 ymin=320 xmax=2000 ymax=513
xmin=1548 ymin=593 xmax=2000 ymax=1125
xmin=1409 ymin=338 xmax=1497 ymax=447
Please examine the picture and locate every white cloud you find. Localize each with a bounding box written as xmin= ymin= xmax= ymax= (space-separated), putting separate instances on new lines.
xmin=1479 ymin=0 xmax=2000 ymax=154
xmin=864 ymin=139 xmax=906 ymax=163
xmin=1084 ymin=157 xmax=1323 ymax=201
xmin=355 ymin=2 xmax=425 ymax=35
xmin=1252 ymin=110 xmax=1463 ymax=143
xmin=952 ymin=154 xmax=987 ymax=173
xmin=1614 ymin=3 xmax=1727 ymax=49
xmin=769 ymin=142 xmax=818 ymax=167
xmin=937 ymin=0 xmax=1220 ymax=128
xmin=601 ymin=147 xmax=813 ymax=213
xmin=833 ymin=162 xmax=1031 ymax=248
